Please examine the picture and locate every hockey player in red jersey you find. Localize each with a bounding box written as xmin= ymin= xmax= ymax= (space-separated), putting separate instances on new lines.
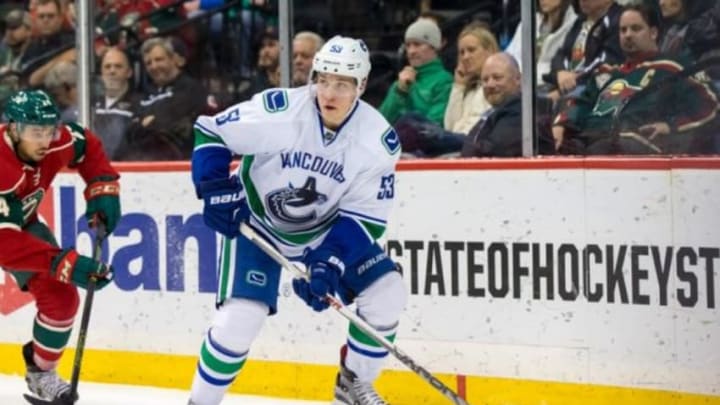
xmin=0 ymin=90 xmax=120 ymax=404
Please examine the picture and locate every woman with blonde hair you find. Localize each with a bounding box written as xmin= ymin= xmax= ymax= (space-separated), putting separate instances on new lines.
xmin=444 ymin=23 xmax=499 ymax=134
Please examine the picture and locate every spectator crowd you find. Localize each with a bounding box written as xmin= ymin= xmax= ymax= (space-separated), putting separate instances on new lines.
xmin=0 ymin=0 xmax=718 ymax=159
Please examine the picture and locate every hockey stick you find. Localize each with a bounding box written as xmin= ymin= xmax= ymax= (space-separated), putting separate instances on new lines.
xmin=23 ymin=224 xmax=107 ymax=405
xmin=239 ymin=223 xmax=470 ymax=405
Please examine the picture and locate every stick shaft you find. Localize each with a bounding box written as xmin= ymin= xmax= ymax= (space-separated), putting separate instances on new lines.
xmin=68 ymin=225 xmax=106 ymax=399
xmin=239 ymin=223 xmax=469 ymax=405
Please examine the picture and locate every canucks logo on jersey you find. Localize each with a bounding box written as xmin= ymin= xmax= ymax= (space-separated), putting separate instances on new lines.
xmin=263 ymin=90 xmax=289 ymax=113
xmin=381 ymin=128 xmax=400 ymax=155
xmin=266 ymin=177 xmax=328 ymax=225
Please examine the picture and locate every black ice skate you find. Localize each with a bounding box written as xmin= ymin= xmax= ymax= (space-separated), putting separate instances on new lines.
xmin=332 ymin=363 xmax=389 ymax=405
xmin=22 ymin=342 xmax=77 ymax=405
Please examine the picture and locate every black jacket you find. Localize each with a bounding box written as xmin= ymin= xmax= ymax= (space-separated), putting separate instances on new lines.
xmin=545 ymin=2 xmax=624 ymax=86
xmin=460 ymin=95 xmax=522 ymax=158
xmin=93 ymin=89 xmax=141 ymax=159
xmin=20 ymin=30 xmax=75 ymax=74
xmin=685 ymin=1 xmax=720 ymax=61
xmin=130 ymin=73 xmax=211 ymax=158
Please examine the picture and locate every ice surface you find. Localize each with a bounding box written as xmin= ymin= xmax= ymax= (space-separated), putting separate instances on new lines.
xmin=0 ymin=374 xmax=327 ymax=405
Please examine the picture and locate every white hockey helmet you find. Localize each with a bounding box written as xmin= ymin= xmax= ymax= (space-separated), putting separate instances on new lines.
xmin=311 ymin=35 xmax=371 ymax=95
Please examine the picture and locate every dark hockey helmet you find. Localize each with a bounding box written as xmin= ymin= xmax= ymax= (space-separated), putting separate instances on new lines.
xmin=4 ymin=89 xmax=60 ymax=126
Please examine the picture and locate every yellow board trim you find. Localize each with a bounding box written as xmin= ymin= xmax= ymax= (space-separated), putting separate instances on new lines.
xmin=1 ymin=344 xmax=717 ymax=405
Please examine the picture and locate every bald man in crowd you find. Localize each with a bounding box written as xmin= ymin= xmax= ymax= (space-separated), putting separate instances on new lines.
xmin=460 ymin=52 xmax=524 ymax=157
xmin=94 ymin=47 xmax=140 ymax=159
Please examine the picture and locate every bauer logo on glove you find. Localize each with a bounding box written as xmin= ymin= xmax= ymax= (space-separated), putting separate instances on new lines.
xmin=209 ymin=191 xmax=244 ymax=205
xmin=198 ymin=176 xmax=249 ymax=238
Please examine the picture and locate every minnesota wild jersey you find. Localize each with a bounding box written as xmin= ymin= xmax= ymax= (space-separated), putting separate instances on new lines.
xmin=0 ymin=122 xmax=118 ymax=272
xmin=555 ymin=54 xmax=719 ymax=135
xmin=193 ymin=87 xmax=400 ymax=258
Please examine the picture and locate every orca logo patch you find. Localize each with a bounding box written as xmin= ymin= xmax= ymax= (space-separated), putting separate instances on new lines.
xmin=265 ymin=177 xmax=327 ymax=224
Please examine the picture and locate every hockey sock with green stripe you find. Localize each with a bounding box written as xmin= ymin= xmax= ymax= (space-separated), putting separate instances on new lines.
xmin=31 ymin=314 xmax=74 ymax=370
xmin=345 ymin=321 xmax=398 ymax=382
xmin=190 ymin=329 xmax=247 ymax=404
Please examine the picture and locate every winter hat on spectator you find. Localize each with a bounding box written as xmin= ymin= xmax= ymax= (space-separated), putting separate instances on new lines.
xmin=404 ymin=19 xmax=441 ymax=49
xmin=4 ymin=9 xmax=31 ymax=30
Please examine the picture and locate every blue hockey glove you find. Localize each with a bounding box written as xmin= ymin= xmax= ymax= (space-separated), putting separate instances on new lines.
xmin=198 ymin=176 xmax=248 ymax=238
xmin=292 ymin=252 xmax=343 ymax=312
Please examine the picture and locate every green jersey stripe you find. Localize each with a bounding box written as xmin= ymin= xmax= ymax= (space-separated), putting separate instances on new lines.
xmin=217 ymin=238 xmax=232 ymax=303
xmin=194 ymin=127 xmax=225 ymax=147
xmin=241 ymin=155 xmax=266 ymax=219
xmin=360 ymin=219 xmax=386 ymax=240
xmin=257 ymin=218 xmax=333 ymax=245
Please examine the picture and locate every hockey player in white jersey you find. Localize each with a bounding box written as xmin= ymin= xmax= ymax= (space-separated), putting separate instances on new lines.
xmin=188 ymin=36 xmax=407 ymax=405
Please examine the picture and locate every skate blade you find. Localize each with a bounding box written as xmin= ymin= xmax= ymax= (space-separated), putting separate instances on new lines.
xmin=23 ymin=393 xmax=73 ymax=405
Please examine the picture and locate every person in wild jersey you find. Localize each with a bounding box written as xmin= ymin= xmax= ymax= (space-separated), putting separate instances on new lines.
xmin=189 ymin=36 xmax=406 ymax=405
xmin=0 ymin=90 xmax=120 ymax=404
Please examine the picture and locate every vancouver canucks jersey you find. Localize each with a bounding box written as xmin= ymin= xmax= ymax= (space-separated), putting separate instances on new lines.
xmin=193 ymin=87 xmax=400 ymax=258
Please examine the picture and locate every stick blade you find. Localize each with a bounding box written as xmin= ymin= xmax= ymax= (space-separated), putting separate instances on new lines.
xmin=23 ymin=393 xmax=74 ymax=405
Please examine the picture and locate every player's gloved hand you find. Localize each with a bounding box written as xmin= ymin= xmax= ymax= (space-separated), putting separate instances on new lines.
xmin=84 ymin=176 xmax=121 ymax=236
xmin=50 ymin=248 xmax=114 ymax=290
xmin=198 ymin=176 xmax=248 ymax=238
xmin=292 ymin=251 xmax=343 ymax=312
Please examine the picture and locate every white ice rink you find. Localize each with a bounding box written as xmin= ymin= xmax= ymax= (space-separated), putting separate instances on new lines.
xmin=0 ymin=374 xmax=327 ymax=405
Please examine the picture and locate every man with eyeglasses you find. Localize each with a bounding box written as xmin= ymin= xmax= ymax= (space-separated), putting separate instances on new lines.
xmin=0 ymin=90 xmax=120 ymax=404
xmin=21 ymin=0 xmax=76 ymax=88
